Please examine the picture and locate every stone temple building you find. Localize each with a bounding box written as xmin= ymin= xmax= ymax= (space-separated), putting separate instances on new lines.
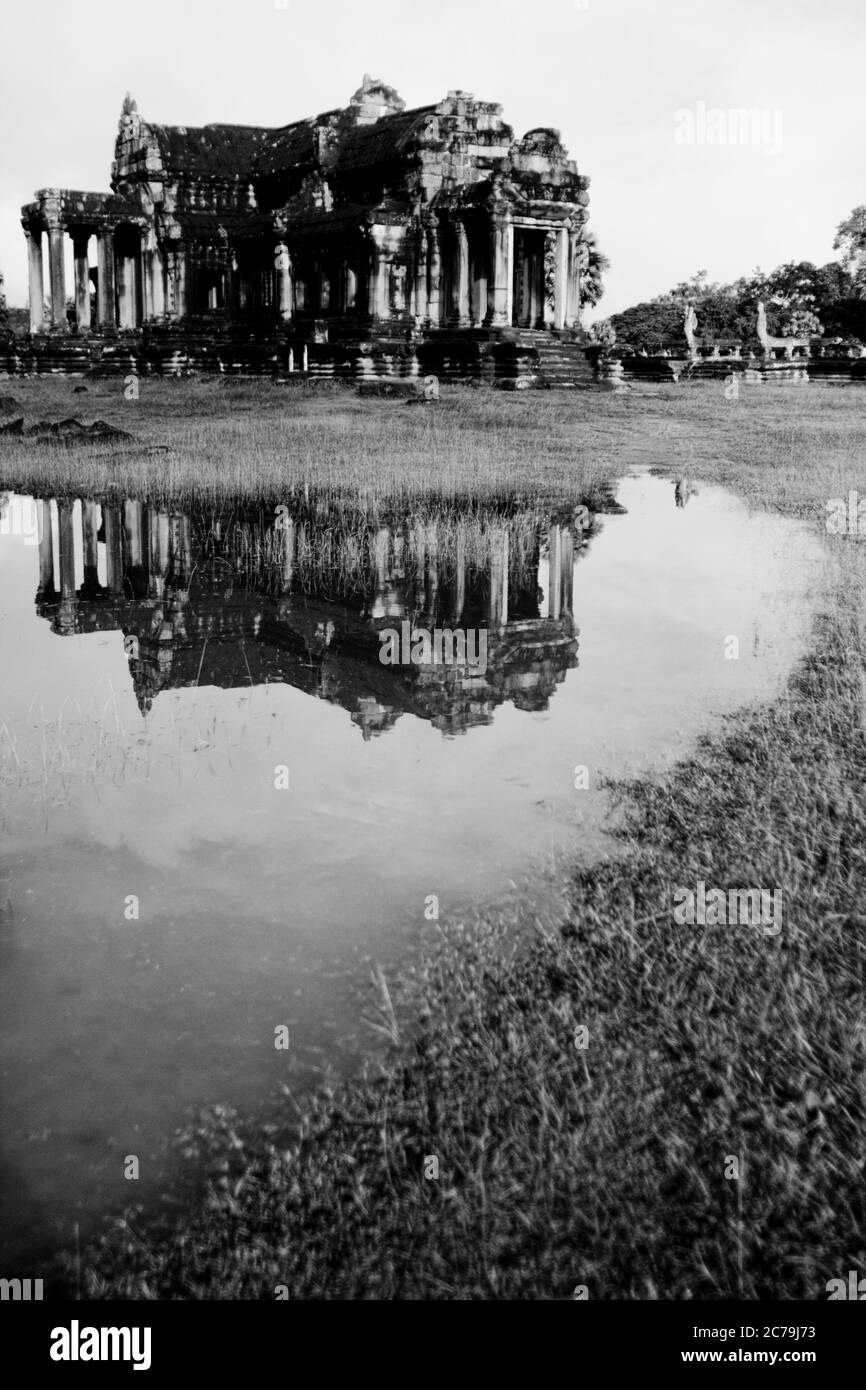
xmin=18 ymin=77 xmax=594 ymax=382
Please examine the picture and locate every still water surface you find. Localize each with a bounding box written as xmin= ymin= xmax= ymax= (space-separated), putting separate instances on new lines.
xmin=0 ymin=470 xmax=827 ymax=1261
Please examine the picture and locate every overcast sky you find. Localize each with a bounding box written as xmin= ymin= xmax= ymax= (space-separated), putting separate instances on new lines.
xmin=1 ymin=0 xmax=863 ymax=315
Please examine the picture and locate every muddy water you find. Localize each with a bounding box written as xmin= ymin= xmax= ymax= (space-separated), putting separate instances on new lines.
xmin=0 ymin=470 xmax=827 ymax=1262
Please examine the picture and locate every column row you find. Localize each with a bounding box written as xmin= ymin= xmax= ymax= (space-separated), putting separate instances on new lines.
xmin=24 ymin=222 xmax=579 ymax=334
xmin=25 ymin=225 xmax=164 ymax=333
xmin=37 ymin=498 xmax=194 ymax=606
xmin=365 ymin=216 xmax=515 ymax=329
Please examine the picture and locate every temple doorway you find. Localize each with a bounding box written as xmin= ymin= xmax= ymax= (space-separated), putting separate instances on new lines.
xmin=512 ymin=228 xmax=546 ymax=329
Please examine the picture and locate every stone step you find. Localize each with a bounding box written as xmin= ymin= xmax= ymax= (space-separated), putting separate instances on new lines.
xmin=531 ymin=341 xmax=594 ymax=387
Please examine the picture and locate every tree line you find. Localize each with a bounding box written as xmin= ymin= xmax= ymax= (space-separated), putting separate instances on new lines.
xmin=592 ymin=207 xmax=866 ymax=352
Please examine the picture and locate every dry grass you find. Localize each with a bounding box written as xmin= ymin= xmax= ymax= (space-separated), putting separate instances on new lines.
xmin=0 ymin=376 xmax=619 ymax=513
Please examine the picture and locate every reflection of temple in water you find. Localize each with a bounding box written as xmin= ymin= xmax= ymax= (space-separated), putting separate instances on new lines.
xmin=33 ymin=498 xmax=580 ymax=737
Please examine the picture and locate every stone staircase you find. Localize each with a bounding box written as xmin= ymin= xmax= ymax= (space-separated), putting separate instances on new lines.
xmin=511 ymin=330 xmax=594 ymax=388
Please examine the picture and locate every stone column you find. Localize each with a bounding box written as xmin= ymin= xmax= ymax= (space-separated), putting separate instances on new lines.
xmin=547 ymin=527 xmax=562 ymax=619
xmin=96 ymin=231 xmax=116 ymax=331
xmin=280 ymin=517 xmax=295 ymax=594
xmin=424 ymin=523 xmax=439 ymax=624
xmin=173 ymin=247 xmax=188 ymax=320
xmin=147 ymin=506 xmax=163 ymax=598
xmin=542 ymin=231 xmax=556 ymax=330
xmin=141 ymin=246 xmax=150 ymax=321
xmin=134 ymin=237 xmax=144 ymax=324
xmin=150 ymin=245 xmax=166 ymax=320
xmin=566 ymin=231 xmax=582 ymax=330
xmin=103 ymin=504 xmax=123 ymax=596
xmin=488 ymin=530 xmax=509 ymax=631
xmin=553 ymin=227 xmax=569 ymax=331
xmin=116 ymin=257 xmax=132 ymax=328
xmin=37 ymin=499 xmax=54 ymax=597
xmin=470 ymin=232 xmax=487 ymax=327
xmin=82 ymin=500 xmax=100 ymax=593
xmin=292 ymin=259 xmax=306 ymax=312
xmin=275 ymin=243 xmax=293 ymax=321
xmin=116 ymin=238 xmax=139 ymax=329
xmin=504 ymin=225 xmax=515 ymax=327
xmin=413 ymin=229 xmax=428 ymax=323
xmin=378 ymin=256 xmax=391 ymax=320
xmin=345 ymin=266 xmax=358 ymax=311
xmin=123 ymin=500 xmax=143 ymax=568
xmin=370 ymin=526 xmax=391 ymax=619
xmin=367 ymin=241 xmax=380 ymax=319
xmin=515 ymin=232 xmax=529 ymax=328
xmin=487 ymin=218 xmax=511 ymax=327
xmin=26 ymin=228 xmax=45 ymax=333
xmin=452 ymin=529 xmax=466 ymax=623
xmin=561 ymin=527 xmax=575 ymax=613
xmin=58 ymin=501 xmax=76 ymax=599
xmin=367 ymin=232 xmax=390 ymax=320
xmin=142 ymin=234 xmax=165 ymax=322
xmin=426 ymin=222 xmax=442 ymax=324
xmin=452 ymin=222 xmax=470 ymax=325
xmin=225 ymin=253 xmax=238 ymax=319
xmin=48 ymin=226 xmax=67 ymax=329
xmin=374 ymin=527 xmax=390 ymax=590
xmin=167 ymin=515 xmax=182 ymax=582
xmin=411 ymin=524 xmax=427 ymax=613
xmin=72 ymin=231 xmax=91 ymax=333
xmin=317 ymin=265 xmax=330 ymax=312
xmin=155 ymin=511 xmax=171 ymax=576
xmin=82 ymin=500 xmax=99 ymax=561
xmin=179 ymin=516 xmax=193 ymax=583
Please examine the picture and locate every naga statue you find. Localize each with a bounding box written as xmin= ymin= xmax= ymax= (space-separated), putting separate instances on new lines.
xmin=756 ymin=301 xmax=810 ymax=361
xmin=683 ymin=302 xmax=703 ymax=361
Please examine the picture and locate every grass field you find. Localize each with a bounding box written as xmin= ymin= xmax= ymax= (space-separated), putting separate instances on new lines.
xmin=4 ymin=374 xmax=865 ymax=521
xmin=0 ymin=376 xmax=617 ymax=513
xmin=4 ymin=376 xmax=866 ymax=1300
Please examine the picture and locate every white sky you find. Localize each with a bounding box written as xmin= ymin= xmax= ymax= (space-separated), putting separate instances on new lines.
xmin=1 ymin=0 xmax=863 ymax=316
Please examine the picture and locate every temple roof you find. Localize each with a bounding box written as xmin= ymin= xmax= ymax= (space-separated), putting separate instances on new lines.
xmin=255 ymin=121 xmax=320 ymax=178
xmin=141 ymin=104 xmax=436 ymax=184
xmin=138 ymin=88 xmax=510 ymax=184
xmin=333 ymin=106 xmax=438 ymax=170
xmin=28 ymin=79 xmax=585 ymax=234
xmin=147 ymin=122 xmax=272 ymax=177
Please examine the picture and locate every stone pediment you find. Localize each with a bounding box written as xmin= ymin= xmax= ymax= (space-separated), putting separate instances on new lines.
xmin=519 ymin=127 xmax=566 ymax=158
xmin=348 ymin=74 xmax=406 ymax=125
